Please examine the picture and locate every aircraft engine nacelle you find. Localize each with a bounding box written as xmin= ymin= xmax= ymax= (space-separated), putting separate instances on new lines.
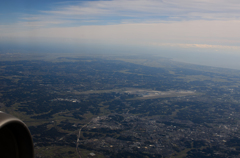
xmin=0 ymin=111 xmax=34 ymax=158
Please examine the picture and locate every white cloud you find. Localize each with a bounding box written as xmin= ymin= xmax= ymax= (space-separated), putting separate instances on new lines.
xmin=39 ymin=0 xmax=240 ymax=21
xmin=2 ymin=20 xmax=240 ymax=49
xmin=152 ymin=43 xmax=240 ymax=50
xmin=18 ymin=20 xmax=66 ymax=27
xmin=15 ymin=0 xmax=240 ymax=28
xmin=2 ymin=0 xmax=240 ymax=56
xmin=2 ymin=0 xmax=240 ymax=69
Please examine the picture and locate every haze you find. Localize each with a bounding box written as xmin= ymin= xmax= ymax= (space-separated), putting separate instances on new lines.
xmin=1 ymin=0 xmax=240 ymax=69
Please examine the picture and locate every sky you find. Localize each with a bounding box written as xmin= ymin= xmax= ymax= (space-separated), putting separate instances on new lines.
xmin=1 ymin=0 xmax=240 ymax=69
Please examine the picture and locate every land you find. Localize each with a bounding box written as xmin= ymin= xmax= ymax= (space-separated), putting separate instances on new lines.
xmin=1 ymin=53 xmax=240 ymax=157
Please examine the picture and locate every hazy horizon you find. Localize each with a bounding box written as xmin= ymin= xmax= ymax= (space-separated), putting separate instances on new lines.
xmin=1 ymin=0 xmax=240 ymax=69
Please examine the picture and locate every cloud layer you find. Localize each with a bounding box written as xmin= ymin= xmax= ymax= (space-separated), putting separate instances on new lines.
xmin=13 ymin=0 xmax=240 ymax=27
xmin=1 ymin=0 xmax=240 ymax=57
xmin=2 ymin=20 xmax=240 ymax=51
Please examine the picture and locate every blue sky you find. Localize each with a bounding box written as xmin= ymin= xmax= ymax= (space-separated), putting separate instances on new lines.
xmin=1 ymin=0 xmax=240 ymax=69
